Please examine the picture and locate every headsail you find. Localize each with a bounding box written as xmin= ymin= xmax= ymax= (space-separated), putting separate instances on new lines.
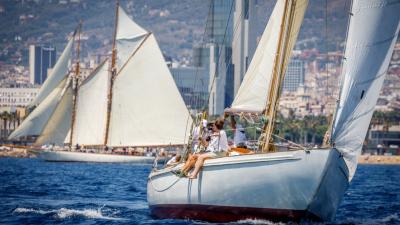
xmin=108 ymin=33 xmax=192 ymax=147
xmin=71 ymin=60 xmax=109 ymax=146
xmin=227 ymin=0 xmax=308 ymax=114
xmin=35 ymin=82 xmax=73 ymax=146
xmin=30 ymin=33 xmax=75 ymax=107
xmin=331 ymin=0 xmax=400 ymax=180
xmin=8 ymin=77 xmax=70 ymax=140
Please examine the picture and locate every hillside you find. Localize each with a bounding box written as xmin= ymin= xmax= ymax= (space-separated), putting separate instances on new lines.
xmin=0 ymin=0 xmax=350 ymax=65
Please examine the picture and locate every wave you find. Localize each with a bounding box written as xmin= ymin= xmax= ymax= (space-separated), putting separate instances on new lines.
xmin=337 ymin=213 xmax=399 ymax=225
xmin=13 ymin=207 xmax=127 ymax=221
xmin=233 ymin=219 xmax=285 ymax=225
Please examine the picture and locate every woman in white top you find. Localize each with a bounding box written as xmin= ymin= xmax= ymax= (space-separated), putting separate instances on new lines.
xmin=186 ymin=118 xmax=229 ymax=179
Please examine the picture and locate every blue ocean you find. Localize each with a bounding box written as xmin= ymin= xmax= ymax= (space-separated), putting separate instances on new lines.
xmin=0 ymin=157 xmax=399 ymax=225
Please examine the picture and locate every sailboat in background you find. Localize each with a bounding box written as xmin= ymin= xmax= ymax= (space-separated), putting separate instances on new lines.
xmin=30 ymin=2 xmax=192 ymax=163
xmin=147 ymin=0 xmax=400 ymax=222
xmin=8 ymin=24 xmax=78 ymax=145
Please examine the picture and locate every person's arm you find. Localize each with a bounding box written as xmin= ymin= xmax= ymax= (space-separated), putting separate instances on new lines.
xmin=230 ymin=116 xmax=236 ymax=130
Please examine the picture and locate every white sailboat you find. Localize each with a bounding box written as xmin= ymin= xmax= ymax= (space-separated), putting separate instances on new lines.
xmin=33 ymin=3 xmax=192 ymax=163
xmin=147 ymin=0 xmax=400 ymax=222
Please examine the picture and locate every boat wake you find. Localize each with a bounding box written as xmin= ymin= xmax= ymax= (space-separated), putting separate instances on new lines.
xmin=234 ymin=219 xmax=285 ymax=225
xmin=13 ymin=207 xmax=127 ymax=221
xmin=339 ymin=213 xmax=399 ymax=225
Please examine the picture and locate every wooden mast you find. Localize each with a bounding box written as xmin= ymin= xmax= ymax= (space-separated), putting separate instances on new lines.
xmin=69 ymin=21 xmax=82 ymax=148
xmin=104 ymin=0 xmax=119 ymax=146
xmin=260 ymin=0 xmax=296 ymax=152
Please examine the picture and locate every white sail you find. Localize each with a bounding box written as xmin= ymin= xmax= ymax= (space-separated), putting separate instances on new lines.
xmin=108 ymin=34 xmax=192 ymax=147
xmin=72 ymin=60 xmax=109 ymax=145
xmin=9 ymin=78 xmax=69 ymax=140
xmin=35 ymin=84 xmax=73 ymax=146
xmin=229 ymin=0 xmax=308 ymax=113
xmin=331 ymin=0 xmax=400 ymax=180
xmin=30 ymin=37 xmax=74 ymax=107
xmin=116 ymin=6 xmax=148 ymax=69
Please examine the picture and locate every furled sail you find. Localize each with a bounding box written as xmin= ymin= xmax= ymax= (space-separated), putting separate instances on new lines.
xmin=331 ymin=0 xmax=400 ymax=181
xmin=116 ymin=6 xmax=148 ymax=69
xmin=108 ymin=33 xmax=192 ymax=147
xmin=9 ymin=77 xmax=70 ymax=140
xmin=71 ymin=60 xmax=109 ymax=145
xmin=35 ymin=83 xmax=73 ymax=146
xmin=228 ymin=0 xmax=308 ymax=113
xmin=30 ymin=36 xmax=74 ymax=107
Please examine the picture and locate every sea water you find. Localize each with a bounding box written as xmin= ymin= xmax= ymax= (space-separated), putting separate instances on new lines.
xmin=0 ymin=158 xmax=399 ymax=225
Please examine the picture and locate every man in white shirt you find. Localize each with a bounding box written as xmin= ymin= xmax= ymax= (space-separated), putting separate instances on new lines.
xmin=230 ymin=116 xmax=247 ymax=148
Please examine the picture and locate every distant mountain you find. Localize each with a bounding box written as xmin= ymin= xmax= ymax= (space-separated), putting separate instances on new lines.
xmin=0 ymin=0 xmax=350 ymax=65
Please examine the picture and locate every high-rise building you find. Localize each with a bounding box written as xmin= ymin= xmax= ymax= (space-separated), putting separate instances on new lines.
xmin=29 ymin=45 xmax=56 ymax=85
xmin=170 ymin=66 xmax=209 ymax=111
xmin=232 ymin=0 xmax=256 ymax=96
xmin=283 ymin=59 xmax=305 ymax=92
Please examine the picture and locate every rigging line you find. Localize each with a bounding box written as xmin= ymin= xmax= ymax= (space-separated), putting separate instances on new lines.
xmin=204 ymin=0 xmax=251 ymax=112
xmin=271 ymin=134 xmax=307 ymax=150
xmin=184 ymin=1 xmax=249 ymax=154
xmin=179 ymin=1 xmax=214 ymax=146
xmin=189 ymin=1 xmax=214 ymax=110
xmin=329 ymin=0 xmax=353 ymax=144
xmin=204 ymin=0 xmax=235 ymax=112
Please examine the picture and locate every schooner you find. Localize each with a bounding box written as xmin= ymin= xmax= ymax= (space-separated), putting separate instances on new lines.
xmin=147 ymin=0 xmax=400 ymax=222
xmin=10 ymin=3 xmax=192 ymax=163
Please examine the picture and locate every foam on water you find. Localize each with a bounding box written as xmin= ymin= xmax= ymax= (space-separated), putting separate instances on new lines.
xmin=342 ymin=213 xmax=399 ymax=225
xmin=234 ymin=219 xmax=285 ymax=225
xmin=13 ymin=207 xmax=127 ymax=221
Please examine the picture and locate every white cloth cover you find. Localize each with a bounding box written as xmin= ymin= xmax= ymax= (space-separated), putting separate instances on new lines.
xmin=30 ymin=37 xmax=73 ymax=107
xmin=108 ymin=34 xmax=192 ymax=146
xmin=331 ymin=0 xmax=400 ymax=181
xmin=230 ymin=0 xmax=308 ymax=113
xmin=35 ymin=84 xmax=73 ymax=146
xmin=116 ymin=6 xmax=148 ymax=69
xmin=9 ymin=78 xmax=69 ymax=140
xmin=71 ymin=60 xmax=110 ymax=145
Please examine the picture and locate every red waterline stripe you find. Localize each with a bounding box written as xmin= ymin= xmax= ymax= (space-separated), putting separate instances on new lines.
xmin=149 ymin=204 xmax=322 ymax=223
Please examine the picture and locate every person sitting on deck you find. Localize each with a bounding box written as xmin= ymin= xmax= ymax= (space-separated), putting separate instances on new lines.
xmin=166 ymin=154 xmax=182 ymax=167
xmin=230 ymin=115 xmax=247 ymax=148
xmin=181 ymin=118 xmax=229 ymax=179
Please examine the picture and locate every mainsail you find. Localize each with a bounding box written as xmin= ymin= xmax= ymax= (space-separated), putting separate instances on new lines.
xmin=71 ymin=60 xmax=109 ymax=145
xmin=30 ymin=34 xmax=75 ymax=107
xmin=331 ymin=0 xmax=400 ymax=180
xmin=107 ymin=6 xmax=192 ymax=147
xmin=8 ymin=77 xmax=70 ymax=140
xmin=228 ymin=0 xmax=308 ymax=113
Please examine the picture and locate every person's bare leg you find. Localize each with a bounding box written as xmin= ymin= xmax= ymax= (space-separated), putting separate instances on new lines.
xmin=182 ymin=154 xmax=198 ymax=174
xmin=188 ymin=154 xmax=211 ymax=179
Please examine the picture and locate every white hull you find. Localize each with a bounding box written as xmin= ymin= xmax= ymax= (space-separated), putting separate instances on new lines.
xmin=147 ymin=148 xmax=349 ymax=222
xmin=31 ymin=149 xmax=155 ymax=164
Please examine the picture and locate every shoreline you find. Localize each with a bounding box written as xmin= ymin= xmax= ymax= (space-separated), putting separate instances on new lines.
xmin=0 ymin=147 xmax=35 ymax=158
xmin=358 ymin=155 xmax=400 ymax=165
